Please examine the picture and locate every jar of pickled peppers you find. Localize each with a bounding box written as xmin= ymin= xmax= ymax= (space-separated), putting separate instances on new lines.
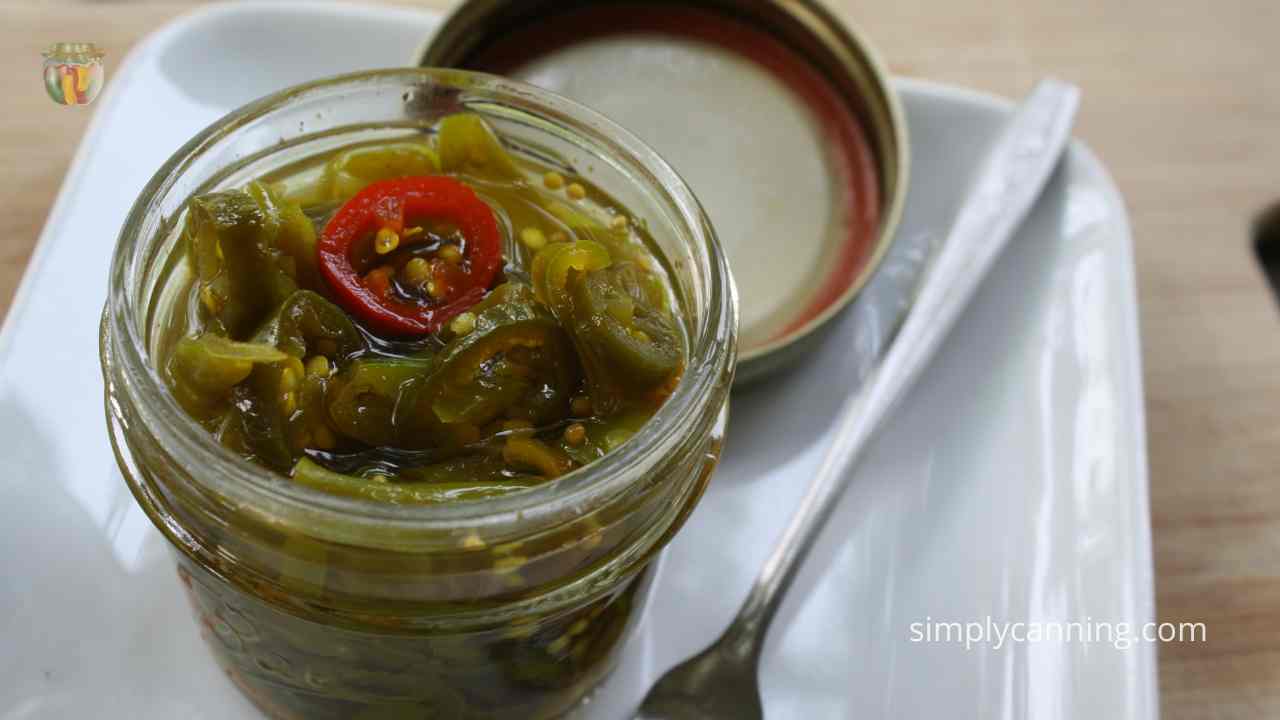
xmin=100 ymin=69 xmax=737 ymax=719
xmin=42 ymin=42 xmax=104 ymax=106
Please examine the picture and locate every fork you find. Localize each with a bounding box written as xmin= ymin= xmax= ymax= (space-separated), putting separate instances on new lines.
xmin=633 ymin=79 xmax=1080 ymax=720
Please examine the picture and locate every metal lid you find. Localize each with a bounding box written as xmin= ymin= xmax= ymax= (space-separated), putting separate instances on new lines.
xmin=43 ymin=42 xmax=105 ymax=62
xmin=418 ymin=0 xmax=907 ymax=383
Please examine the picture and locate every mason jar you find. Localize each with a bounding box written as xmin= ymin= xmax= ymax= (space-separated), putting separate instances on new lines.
xmin=100 ymin=69 xmax=737 ymax=719
xmin=42 ymin=42 xmax=105 ymax=106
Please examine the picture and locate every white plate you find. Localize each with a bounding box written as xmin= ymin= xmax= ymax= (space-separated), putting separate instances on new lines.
xmin=0 ymin=3 xmax=1155 ymax=719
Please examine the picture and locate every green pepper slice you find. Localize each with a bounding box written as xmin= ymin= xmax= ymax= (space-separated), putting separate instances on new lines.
xmin=530 ymin=240 xmax=612 ymax=307
xmin=166 ymin=334 xmax=287 ymax=419
xmin=327 ymin=357 xmax=434 ymax=447
xmin=503 ymin=436 xmax=574 ymax=479
xmin=565 ymin=264 xmax=682 ymax=413
xmin=217 ymin=291 xmax=365 ymax=469
xmin=399 ymin=283 xmax=578 ymax=433
xmin=291 ymin=458 xmax=538 ymax=504
xmin=252 ymin=289 xmax=363 ymax=361
xmin=185 ymin=189 xmax=298 ymax=339
xmin=321 ymin=141 xmax=440 ymax=202
xmin=437 ymin=113 xmax=523 ymax=181
xmin=247 ymin=181 xmax=321 ymax=290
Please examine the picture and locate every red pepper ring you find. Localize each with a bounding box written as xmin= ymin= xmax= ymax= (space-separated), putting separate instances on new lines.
xmin=318 ymin=176 xmax=503 ymax=336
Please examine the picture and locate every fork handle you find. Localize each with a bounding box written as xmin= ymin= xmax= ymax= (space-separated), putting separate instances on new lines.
xmin=721 ymin=79 xmax=1081 ymax=660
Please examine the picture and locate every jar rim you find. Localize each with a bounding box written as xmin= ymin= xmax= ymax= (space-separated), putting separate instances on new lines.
xmin=106 ymin=67 xmax=738 ymax=539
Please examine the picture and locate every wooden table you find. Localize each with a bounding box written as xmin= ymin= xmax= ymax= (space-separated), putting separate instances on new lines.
xmin=3 ymin=1 xmax=1276 ymax=716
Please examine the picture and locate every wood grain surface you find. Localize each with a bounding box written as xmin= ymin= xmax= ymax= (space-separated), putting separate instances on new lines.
xmin=3 ymin=1 xmax=1277 ymax=716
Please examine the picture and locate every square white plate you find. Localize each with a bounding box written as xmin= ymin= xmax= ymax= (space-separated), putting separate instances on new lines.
xmin=0 ymin=3 xmax=1155 ymax=719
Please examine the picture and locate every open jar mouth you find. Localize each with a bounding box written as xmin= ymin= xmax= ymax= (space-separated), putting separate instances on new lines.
xmin=105 ymin=68 xmax=737 ymax=548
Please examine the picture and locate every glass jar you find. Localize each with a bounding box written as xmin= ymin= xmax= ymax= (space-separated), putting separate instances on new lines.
xmin=42 ymin=42 xmax=105 ymax=106
xmin=100 ymin=69 xmax=737 ymax=719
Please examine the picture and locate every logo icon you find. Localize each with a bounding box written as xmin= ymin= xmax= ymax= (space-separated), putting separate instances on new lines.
xmin=43 ymin=42 xmax=105 ymax=107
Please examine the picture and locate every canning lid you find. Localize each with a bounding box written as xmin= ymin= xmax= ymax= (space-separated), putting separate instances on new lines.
xmin=42 ymin=42 xmax=105 ymax=63
xmin=418 ymin=0 xmax=907 ymax=383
